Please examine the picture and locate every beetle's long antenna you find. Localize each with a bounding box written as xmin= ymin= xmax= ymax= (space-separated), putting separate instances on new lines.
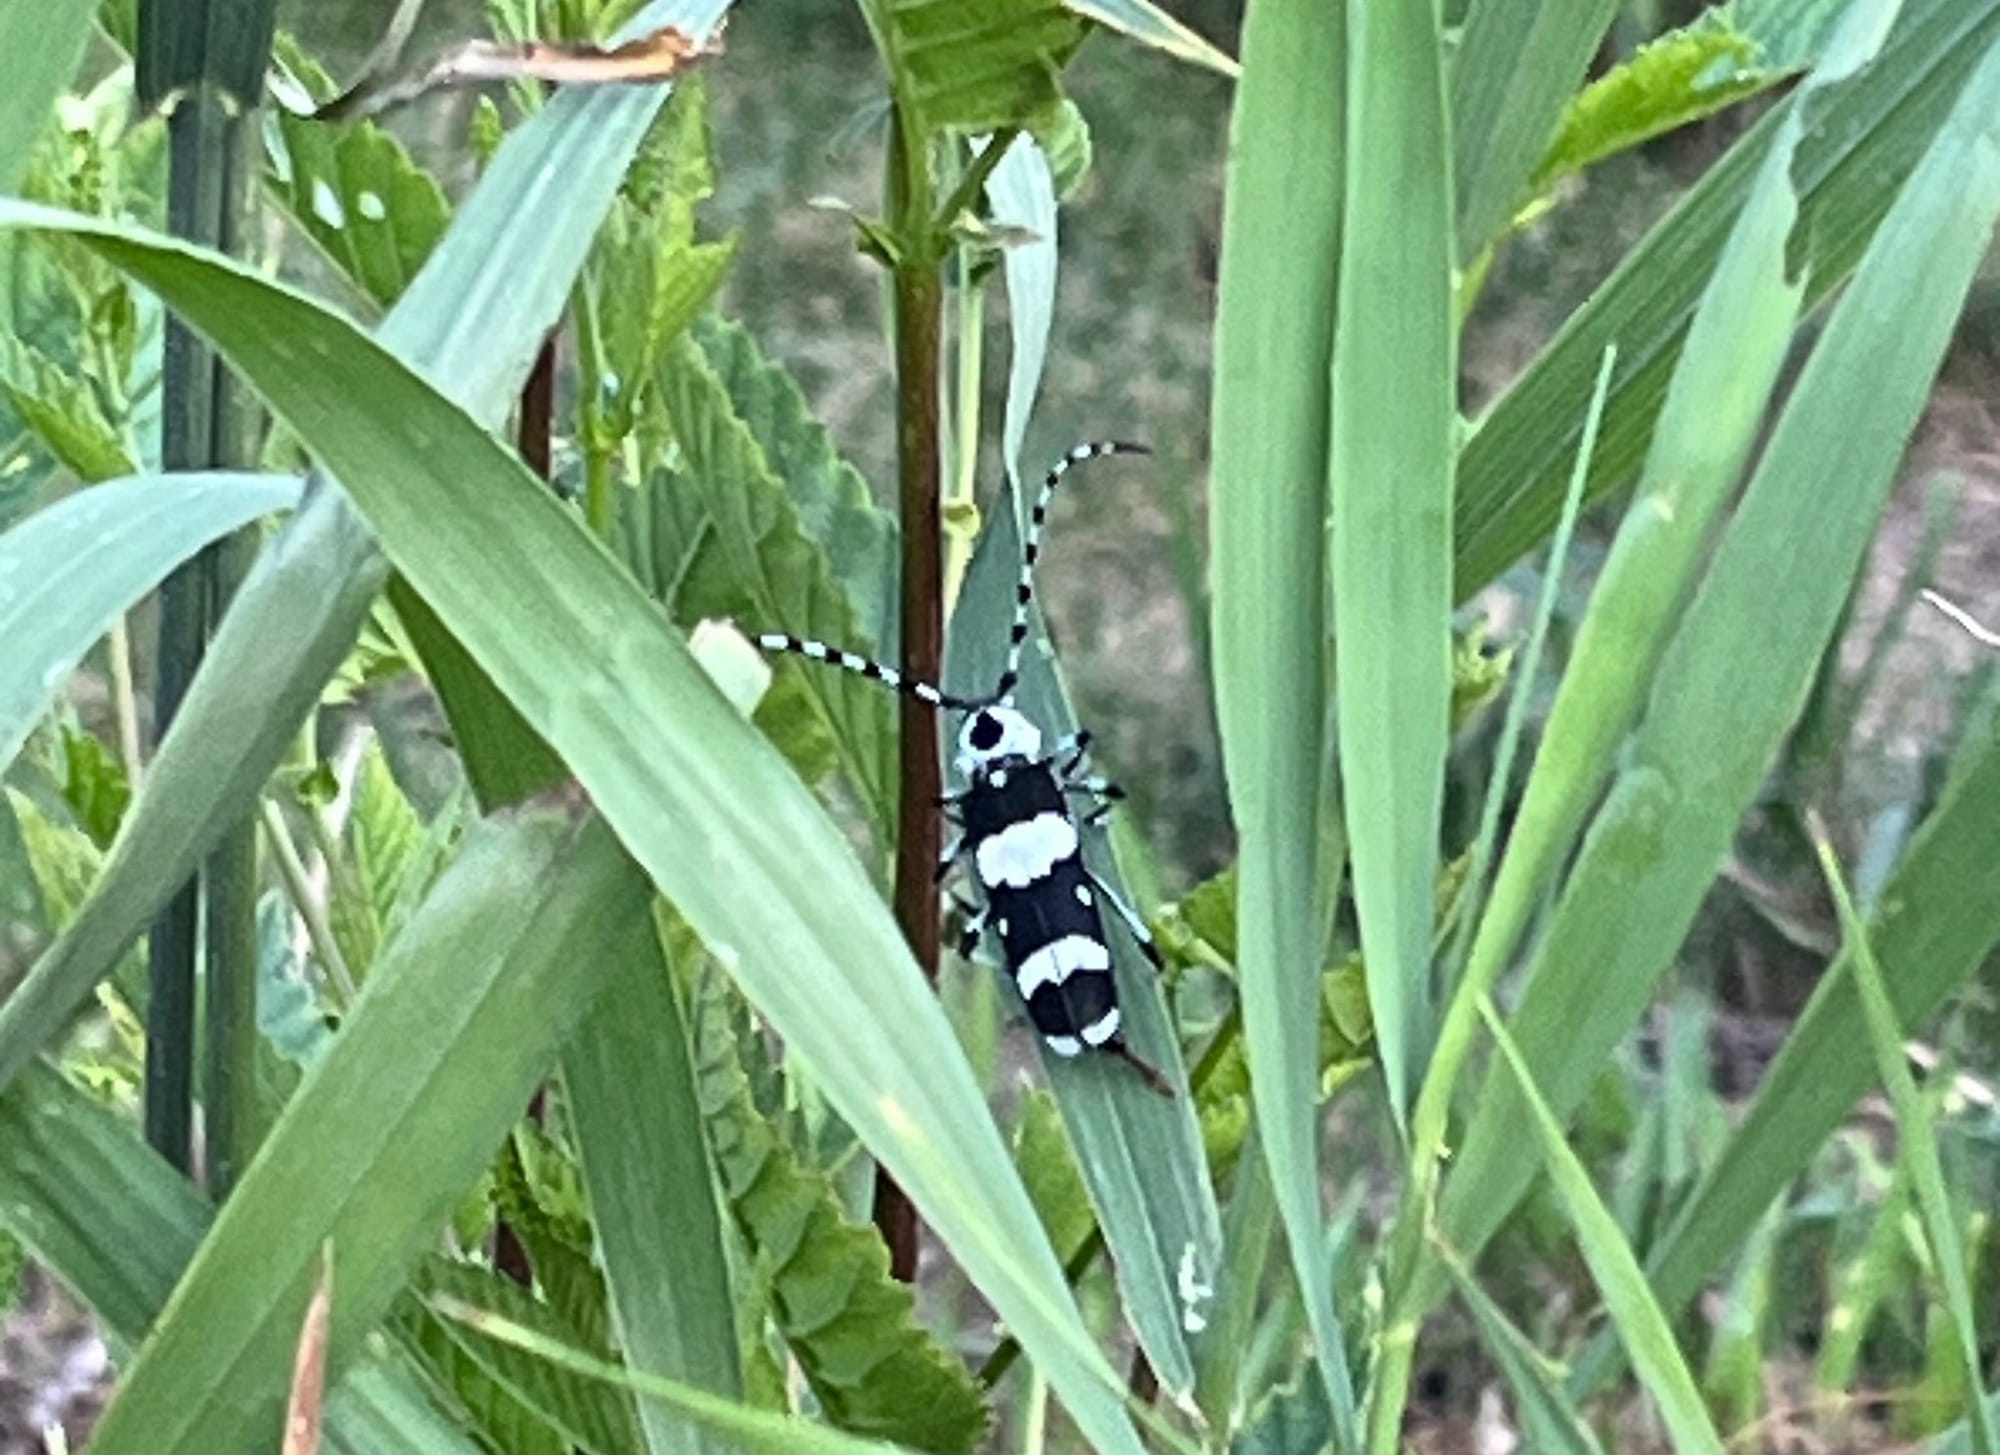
xmin=992 ymin=440 xmax=1151 ymax=703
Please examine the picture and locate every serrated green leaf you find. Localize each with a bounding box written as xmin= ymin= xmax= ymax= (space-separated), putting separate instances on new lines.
xmin=581 ymin=81 xmax=735 ymax=454
xmin=690 ymin=970 xmax=990 ymax=1455
xmin=1231 ymin=1373 xmax=1332 ymax=1455
xmin=692 ymin=314 xmax=898 ymax=649
xmin=59 ymin=726 xmax=130 ymax=849
xmin=411 ymin=1260 xmax=649 ymax=1455
xmin=656 ymin=325 xmax=895 ymax=827
xmin=876 ymin=0 xmax=1087 ymax=138
xmin=1531 ymin=14 xmax=1769 ymax=197
xmin=350 ymin=736 xmax=424 ymax=963
xmin=403 ymin=1288 xmax=571 ymax=1455
xmin=266 ymin=37 xmax=453 ymax=309
xmin=7 ymin=788 xmax=147 ymax=1019
xmin=0 ymin=333 xmax=136 ymax=482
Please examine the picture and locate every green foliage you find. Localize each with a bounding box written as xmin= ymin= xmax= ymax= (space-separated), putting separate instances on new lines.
xmin=10 ymin=2 xmax=2000 ymax=1452
xmin=653 ymin=320 xmax=897 ymax=825
xmin=265 ymin=39 xmax=453 ymax=311
xmin=870 ymin=0 xmax=1088 ymax=139
xmin=689 ymin=969 xmax=991 ymax=1454
xmin=1531 ymin=13 xmax=1769 ymax=198
xmin=406 ymin=1260 xmax=647 ymax=1455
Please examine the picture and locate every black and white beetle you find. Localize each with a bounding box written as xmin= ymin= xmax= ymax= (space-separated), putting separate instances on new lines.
xmin=757 ymin=441 xmax=1171 ymax=1094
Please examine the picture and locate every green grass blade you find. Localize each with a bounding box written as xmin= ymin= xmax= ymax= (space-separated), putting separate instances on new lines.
xmin=5 ymin=207 xmax=1147 ymax=1455
xmin=1207 ymin=0 xmax=1354 ymax=1440
xmin=1330 ymin=0 xmax=1454 ymax=1125
xmin=1450 ymin=0 xmax=1895 ymax=1073
xmin=0 ymin=1039 xmax=506 ymax=1452
xmin=0 ymin=0 xmax=96 ymax=197
xmin=434 ymin=1296 xmax=925 ymax=1455
xmin=1811 ymin=825 xmax=1999 ymax=1455
xmin=0 ymin=471 xmax=299 ymax=775
xmin=1454 ymin=0 xmax=2000 ymax=601
xmin=988 ymin=136 xmax=1054 ymax=488
xmin=948 ymin=488 xmax=1221 ymax=1401
xmin=1451 ymin=0 xmax=1621 ymax=261
xmin=1576 ymin=712 xmax=2000 ymax=1397
xmin=1435 ymin=1243 xmax=1606 ymax=1455
xmin=563 ymin=932 xmax=741 ymax=1455
xmin=84 ymin=801 xmax=656 ymax=1454
xmin=0 ymin=0 xmax=733 ymax=1099
xmin=1061 ymin=0 xmax=1238 ymax=76
xmin=1478 ymin=999 xmax=1725 ymax=1455
xmin=1440 ymin=9 xmax=2000 ymax=1290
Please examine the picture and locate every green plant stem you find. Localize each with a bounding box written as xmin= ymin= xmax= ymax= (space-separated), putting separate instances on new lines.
xmin=261 ymin=798 xmax=358 ymax=1007
xmin=943 ymin=244 xmax=984 ymax=609
xmin=880 ymin=103 xmax=946 ymax=1283
xmin=146 ymin=93 xmax=232 ymax=1173
xmin=935 ymin=126 xmax=1019 ymax=230
xmin=107 ymin=620 xmax=142 ymax=790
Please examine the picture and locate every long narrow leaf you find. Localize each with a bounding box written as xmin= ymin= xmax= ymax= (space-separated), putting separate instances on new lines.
xmin=948 ymin=480 xmax=1221 ymax=1401
xmin=86 ymin=800 xmax=656 ymax=1454
xmin=1455 ymin=0 xmax=2000 ymax=600
xmin=0 ymin=206 xmax=1148 ymax=1455
xmin=0 ymin=0 xmax=734 ymax=1100
xmin=564 ymin=932 xmax=741 ymax=1455
xmin=1478 ymin=1000 xmax=1725 ymax=1455
xmin=1207 ymin=0 xmax=1354 ymax=1440
xmin=0 ymin=1062 xmax=486 ymax=1454
xmin=1439 ymin=13 xmax=2000 ymax=1294
xmin=1330 ymin=0 xmax=1454 ymax=1126
xmin=1811 ymin=828 xmax=1998 ymax=1455
xmin=0 ymin=0 xmax=96 ymax=197
xmin=1451 ymin=0 xmax=1622 ymax=261
xmin=0 ymin=471 xmax=300 ymax=775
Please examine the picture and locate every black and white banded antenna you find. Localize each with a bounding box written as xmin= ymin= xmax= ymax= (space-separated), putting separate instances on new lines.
xmin=750 ymin=632 xmax=986 ymax=711
xmin=755 ymin=439 xmax=1149 ymax=710
xmin=991 ymin=439 xmax=1150 ymax=703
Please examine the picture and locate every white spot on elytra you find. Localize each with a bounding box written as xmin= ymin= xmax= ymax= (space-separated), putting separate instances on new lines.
xmin=1045 ymin=1034 xmax=1083 ymax=1057
xmin=976 ymin=812 xmax=1077 ymax=889
xmin=310 ymin=178 xmax=346 ymax=229
xmin=1014 ymin=935 xmax=1109 ymax=1000
xmin=1080 ymin=1005 xmax=1121 ymax=1046
xmin=1177 ymin=1243 xmax=1214 ymax=1334
xmin=1075 ymin=883 xmax=1093 ymax=906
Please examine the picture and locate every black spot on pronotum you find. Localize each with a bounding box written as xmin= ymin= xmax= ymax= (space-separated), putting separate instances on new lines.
xmin=969 ymin=712 xmax=1003 ymax=751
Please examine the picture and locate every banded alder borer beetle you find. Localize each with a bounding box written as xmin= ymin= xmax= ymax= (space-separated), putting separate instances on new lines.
xmin=757 ymin=441 xmax=1171 ymax=1094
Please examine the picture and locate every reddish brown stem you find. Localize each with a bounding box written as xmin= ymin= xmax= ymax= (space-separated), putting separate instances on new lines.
xmin=879 ymin=194 xmax=946 ymax=1286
